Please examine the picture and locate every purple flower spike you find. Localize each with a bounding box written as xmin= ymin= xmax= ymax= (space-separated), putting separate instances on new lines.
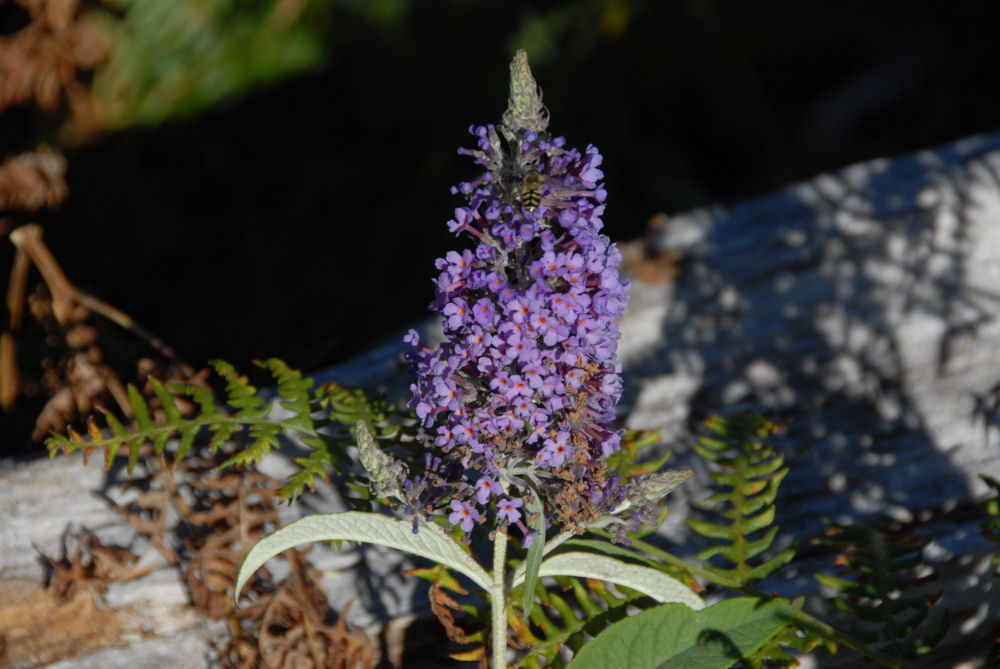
xmin=403 ymin=50 xmax=630 ymax=542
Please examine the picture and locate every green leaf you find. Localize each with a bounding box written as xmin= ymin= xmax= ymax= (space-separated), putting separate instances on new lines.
xmin=521 ymin=488 xmax=546 ymax=620
xmin=567 ymin=597 xmax=799 ymax=669
xmin=235 ymin=511 xmax=492 ymax=600
xmin=512 ymin=552 xmax=704 ymax=610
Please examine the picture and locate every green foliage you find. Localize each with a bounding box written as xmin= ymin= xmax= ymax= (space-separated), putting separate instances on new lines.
xmin=521 ymin=483 xmax=547 ymax=621
xmin=566 ymin=597 xmax=800 ymax=669
xmin=505 ymin=429 xmax=704 ymax=667
xmin=408 ymin=552 xmax=695 ymax=668
xmin=813 ymin=521 xmax=948 ymax=660
xmin=688 ymin=413 xmax=795 ymax=585
xmin=46 ymin=358 xmax=395 ymax=502
xmin=235 ymin=515 xmax=701 ymax=669
xmin=979 ymin=478 xmax=1000 ymax=667
xmin=980 ymin=475 xmax=1000 ymax=575
xmin=685 ymin=412 xmax=827 ymax=666
xmin=89 ymin=0 xmax=329 ymax=128
xmin=747 ymin=625 xmax=826 ymax=669
xmin=504 ymin=539 xmax=711 ymax=667
xmin=399 ymin=428 xmax=700 ymax=668
xmin=511 ymin=573 xmax=648 ymax=668
xmin=235 ymin=511 xmax=493 ymax=599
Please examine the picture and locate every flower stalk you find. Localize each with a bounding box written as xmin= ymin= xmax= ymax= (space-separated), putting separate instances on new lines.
xmin=402 ymin=49 xmax=634 ymax=554
xmin=491 ymin=525 xmax=509 ymax=669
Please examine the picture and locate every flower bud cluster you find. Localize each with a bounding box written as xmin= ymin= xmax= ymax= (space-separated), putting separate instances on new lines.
xmin=403 ymin=78 xmax=630 ymax=541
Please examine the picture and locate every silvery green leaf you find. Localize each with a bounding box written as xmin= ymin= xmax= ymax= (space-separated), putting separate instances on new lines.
xmin=355 ymin=419 xmax=408 ymax=500
xmin=511 ymin=551 xmax=704 ymax=610
xmin=235 ymin=511 xmax=491 ymax=601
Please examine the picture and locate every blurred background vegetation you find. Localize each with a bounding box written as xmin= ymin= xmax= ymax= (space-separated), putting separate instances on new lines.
xmin=3 ymin=0 xmax=1000 ymax=455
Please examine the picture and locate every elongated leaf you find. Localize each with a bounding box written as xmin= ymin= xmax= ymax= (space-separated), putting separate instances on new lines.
xmin=235 ymin=511 xmax=492 ymax=599
xmin=567 ymin=597 xmax=799 ymax=669
xmin=521 ymin=488 xmax=546 ymax=619
xmin=511 ymin=552 xmax=704 ymax=610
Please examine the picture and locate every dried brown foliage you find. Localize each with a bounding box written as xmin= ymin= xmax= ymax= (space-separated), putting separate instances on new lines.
xmin=114 ymin=464 xmax=182 ymax=564
xmin=34 ymin=446 xmax=378 ymax=668
xmin=618 ymin=214 xmax=690 ymax=286
xmin=428 ymin=575 xmax=471 ymax=645
xmin=5 ymin=3 xmax=377 ymax=665
xmin=3 ymin=223 xmax=200 ymax=444
xmin=248 ymin=562 xmax=376 ymax=669
xmin=111 ymin=447 xmax=377 ymax=668
xmin=0 ymin=0 xmax=119 ymax=441
xmin=405 ymin=565 xmax=487 ymax=667
xmin=0 ymin=0 xmax=108 ymax=125
xmin=0 ymin=145 xmax=68 ymax=212
xmin=0 ymin=0 xmax=123 ymax=447
xmin=41 ymin=530 xmax=154 ymax=603
xmin=183 ymin=460 xmax=283 ymax=621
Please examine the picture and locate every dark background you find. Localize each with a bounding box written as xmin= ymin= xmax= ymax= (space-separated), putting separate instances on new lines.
xmin=5 ymin=1 xmax=1000 ymax=452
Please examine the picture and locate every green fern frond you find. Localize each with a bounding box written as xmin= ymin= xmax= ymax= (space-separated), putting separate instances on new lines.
xmin=512 ymin=574 xmax=640 ymax=668
xmin=46 ymin=357 xmax=397 ymax=503
xmin=685 ymin=412 xmax=806 ymax=666
xmin=688 ymin=412 xmax=795 ymax=585
xmin=48 ymin=375 xmax=227 ymax=472
xmin=813 ymin=521 xmax=949 ymax=659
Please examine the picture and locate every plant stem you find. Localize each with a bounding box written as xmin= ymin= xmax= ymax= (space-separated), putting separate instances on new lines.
xmin=491 ymin=526 xmax=509 ymax=669
xmin=609 ymin=533 xmax=914 ymax=669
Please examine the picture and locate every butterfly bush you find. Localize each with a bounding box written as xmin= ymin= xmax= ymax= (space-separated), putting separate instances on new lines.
xmin=403 ymin=52 xmax=631 ymax=543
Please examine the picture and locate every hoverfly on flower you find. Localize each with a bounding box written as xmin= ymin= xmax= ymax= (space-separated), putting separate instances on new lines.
xmin=518 ymin=169 xmax=544 ymax=211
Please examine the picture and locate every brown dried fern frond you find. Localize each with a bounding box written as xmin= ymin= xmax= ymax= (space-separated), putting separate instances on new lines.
xmin=113 ymin=446 xmax=378 ymax=668
xmin=0 ymin=0 xmax=108 ymax=119
xmin=4 ymin=223 xmax=198 ymax=441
